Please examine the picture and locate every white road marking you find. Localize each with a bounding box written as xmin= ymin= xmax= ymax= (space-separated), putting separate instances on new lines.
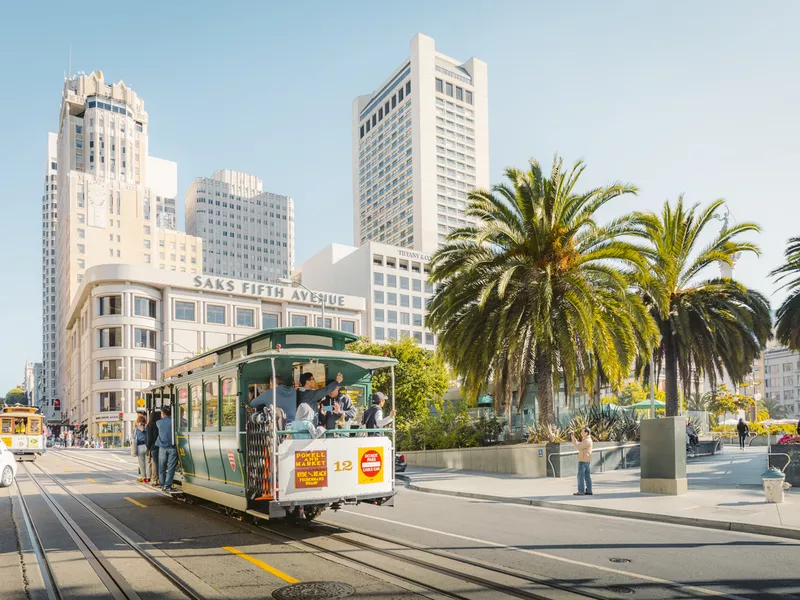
xmin=339 ymin=510 xmax=750 ymax=600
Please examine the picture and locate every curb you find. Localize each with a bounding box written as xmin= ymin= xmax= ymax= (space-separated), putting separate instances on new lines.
xmin=402 ymin=480 xmax=800 ymax=542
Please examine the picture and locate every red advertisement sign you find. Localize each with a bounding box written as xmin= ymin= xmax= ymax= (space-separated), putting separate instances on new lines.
xmin=295 ymin=450 xmax=328 ymax=489
xmin=227 ymin=450 xmax=236 ymax=471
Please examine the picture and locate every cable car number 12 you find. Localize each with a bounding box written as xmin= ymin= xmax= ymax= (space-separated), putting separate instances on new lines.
xmin=334 ymin=460 xmax=353 ymax=472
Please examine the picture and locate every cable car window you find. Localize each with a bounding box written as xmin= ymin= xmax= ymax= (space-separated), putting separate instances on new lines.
xmin=177 ymin=387 xmax=188 ymax=429
xmin=221 ymin=378 xmax=237 ymax=429
xmin=190 ymin=384 xmax=202 ymax=431
xmin=15 ymin=419 xmax=27 ymax=434
xmin=1 ymin=418 xmax=11 ymax=434
xmin=29 ymin=419 xmax=41 ymax=435
xmin=205 ymin=380 xmax=219 ymax=430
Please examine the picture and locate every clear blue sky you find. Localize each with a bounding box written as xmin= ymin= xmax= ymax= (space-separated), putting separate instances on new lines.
xmin=2 ymin=1 xmax=798 ymax=393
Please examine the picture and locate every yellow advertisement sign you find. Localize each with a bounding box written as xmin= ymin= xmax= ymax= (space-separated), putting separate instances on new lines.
xmin=358 ymin=447 xmax=384 ymax=484
xmin=1 ymin=437 xmax=11 ymax=448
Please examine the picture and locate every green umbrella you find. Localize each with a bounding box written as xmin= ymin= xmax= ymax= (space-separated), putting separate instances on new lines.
xmin=630 ymin=398 xmax=666 ymax=409
xmin=477 ymin=395 xmax=494 ymax=407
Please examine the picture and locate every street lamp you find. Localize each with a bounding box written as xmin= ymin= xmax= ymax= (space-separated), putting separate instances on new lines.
xmin=278 ymin=277 xmax=326 ymax=327
xmin=162 ymin=340 xmax=194 ymax=354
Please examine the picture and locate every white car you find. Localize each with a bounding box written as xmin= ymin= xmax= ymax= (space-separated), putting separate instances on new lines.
xmin=0 ymin=440 xmax=17 ymax=487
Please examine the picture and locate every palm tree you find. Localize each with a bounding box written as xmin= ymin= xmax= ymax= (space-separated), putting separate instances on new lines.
xmin=427 ymin=157 xmax=658 ymax=425
xmin=760 ymin=397 xmax=789 ymax=420
xmin=770 ymin=237 xmax=800 ymax=351
xmin=686 ymin=392 xmax=712 ymax=412
xmin=631 ymin=197 xmax=772 ymax=417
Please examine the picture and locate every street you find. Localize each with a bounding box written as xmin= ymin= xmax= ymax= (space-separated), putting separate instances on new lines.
xmin=1 ymin=448 xmax=798 ymax=599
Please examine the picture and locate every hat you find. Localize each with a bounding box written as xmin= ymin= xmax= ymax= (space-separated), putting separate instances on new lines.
xmin=371 ymin=392 xmax=387 ymax=405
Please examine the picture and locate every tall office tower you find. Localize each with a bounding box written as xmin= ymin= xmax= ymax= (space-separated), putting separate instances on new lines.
xmin=41 ymin=132 xmax=59 ymax=418
xmin=186 ymin=169 xmax=294 ymax=282
xmin=54 ymin=71 xmax=202 ymax=426
xmin=352 ymin=33 xmax=489 ymax=253
xmin=147 ymin=156 xmax=178 ymax=230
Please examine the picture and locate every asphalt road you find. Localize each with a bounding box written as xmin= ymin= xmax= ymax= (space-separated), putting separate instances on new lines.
xmin=4 ymin=448 xmax=799 ymax=600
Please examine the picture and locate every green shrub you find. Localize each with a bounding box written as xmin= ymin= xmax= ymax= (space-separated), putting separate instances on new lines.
xmin=396 ymin=404 xmax=503 ymax=451
xmin=528 ymin=405 xmax=641 ymax=443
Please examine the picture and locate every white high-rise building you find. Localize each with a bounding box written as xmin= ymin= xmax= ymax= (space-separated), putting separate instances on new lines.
xmin=42 ymin=132 xmax=59 ymax=416
xmin=352 ymin=33 xmax=489 ymax=254
xmin=53 ymin=71 xmax=203 ymax=427
xmin=296 ymin=241 xmax=437 ymax=349
xmin=186 ymin=169 xmax=294 ymax=282
xmin=147 ymin=156 xmax=178 ymax=230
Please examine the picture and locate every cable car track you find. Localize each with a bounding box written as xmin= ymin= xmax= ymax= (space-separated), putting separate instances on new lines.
xmin=18 ymin=461 xmax=205 ymax=600
xmin=51 ymin=450 xmax=602 ymax=598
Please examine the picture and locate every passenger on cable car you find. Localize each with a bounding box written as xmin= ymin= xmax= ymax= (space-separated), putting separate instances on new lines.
xmin=317 ymin=381 xmax=356 ymax=435
xmin=15 ymin=419 xmax=26 ymax=434
xmin=287 ymin=403 xmax=326 ymax=439
xmin=251 ymin=375 xmax=298 ymax=421
xmin=361 ymin=392 xmax=396 ymax=436
xmin=296 ymin=372 xmax=343 ymax=411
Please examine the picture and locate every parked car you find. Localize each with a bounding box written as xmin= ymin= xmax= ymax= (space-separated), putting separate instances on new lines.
xmin=0 ymin=440 xmax=18 ymax=487
xmin=395 ymin=452 xmax=407 ymax=473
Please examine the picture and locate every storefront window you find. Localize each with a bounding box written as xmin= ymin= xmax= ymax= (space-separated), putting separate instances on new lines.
xmin=221 ymin=378 xmax=237 ymax=429
xmin=94 ymin=422 xmax=123 ymax=447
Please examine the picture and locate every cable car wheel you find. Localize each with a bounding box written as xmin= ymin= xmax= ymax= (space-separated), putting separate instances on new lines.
xmin=303 ymin=504 xmax=325 ymax=521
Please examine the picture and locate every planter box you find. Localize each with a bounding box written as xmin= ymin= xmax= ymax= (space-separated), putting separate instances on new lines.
xmin=546 ymin=441 xmax=641 ymax=478
xmin=403 ymin=443 xmax=548 ymax=477
xmin=769 ymin=445 xmax=800 ymax=487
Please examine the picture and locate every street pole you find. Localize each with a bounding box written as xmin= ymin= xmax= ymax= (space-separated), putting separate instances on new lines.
xmin=650 ymin=357 xmax=656 ymax=419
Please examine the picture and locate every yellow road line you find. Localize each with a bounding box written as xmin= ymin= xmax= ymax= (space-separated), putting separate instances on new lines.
xmin=86 ymin=478 xmax=96 ymax=482
xmin=223 ymin=546 xmax=299 ymax=584
xmin=124 ymin=497 xmax=147 ymax=508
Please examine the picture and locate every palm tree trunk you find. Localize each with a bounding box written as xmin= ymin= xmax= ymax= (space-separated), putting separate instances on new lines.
xmin=664 ymin=331 xmax=680 ymax=417
xmin=536 ymin=350 xmax=555 ymax=425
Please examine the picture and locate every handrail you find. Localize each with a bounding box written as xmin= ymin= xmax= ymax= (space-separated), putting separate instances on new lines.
xmin=547 ymin=442 xmax=640 ymax=477
xmin=768 ymin=451 xmax=792 ymax=475
xmin=275 ymin=428 xmax=394 ymax=436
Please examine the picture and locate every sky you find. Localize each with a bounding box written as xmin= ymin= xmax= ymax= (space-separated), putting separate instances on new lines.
xmin=1 ymin=1 xmax=798 ymax=393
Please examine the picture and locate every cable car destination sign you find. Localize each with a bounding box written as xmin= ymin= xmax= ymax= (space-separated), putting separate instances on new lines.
xmin=192 ymin=276 xmax=347 ymax=307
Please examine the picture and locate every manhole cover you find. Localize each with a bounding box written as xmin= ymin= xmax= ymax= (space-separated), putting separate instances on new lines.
xmin=609 ymin=557 xmax=632 ymax=563
xmin=272 ymin=582 xmax=356 ymax=599
xmin=606 ymin=586 xmax=635 ymax=595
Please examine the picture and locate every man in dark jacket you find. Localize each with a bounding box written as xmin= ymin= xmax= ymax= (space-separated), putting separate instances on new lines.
xmin=361 ymin=392 xmax=395 ymax=436
xmin=296 ymin=372 xmax=343 ymax=412
xmin=736 ymin=418 xmax=749 ymax=450
xmin=317 ymin=382 xmax=356 ymax=435
xmin=156 ymin=406 xmax=178 ymax=491
xmin=145 ymin=410 xmax=160 ymax=487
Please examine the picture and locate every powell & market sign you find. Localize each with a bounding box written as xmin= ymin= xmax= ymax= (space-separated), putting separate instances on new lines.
xmin=192 ymin=276 xmax=346 ymax=306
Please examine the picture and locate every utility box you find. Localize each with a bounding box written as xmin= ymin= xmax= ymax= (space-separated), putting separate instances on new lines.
xmin=640 ymin=416 xmax=688 ymax=495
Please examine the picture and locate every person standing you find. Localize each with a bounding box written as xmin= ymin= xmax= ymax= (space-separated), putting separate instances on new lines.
xmin=156 ymin=406 xmax=178 ymax=492
xmin=317 ymin=381 xmax=356 ymax=434
xmin=146 ymin=410 xmax=160 ymax=487
xmin=135 ymin=415 xmax=150 ymax=483
xmin=361 ymin=392 xmax=396 ymax=436
xmin=736 ymin=418 xmax=749 ymax=450
xmin=571 ymin=427 xmax=593 ymax=496
xmin=296 ymin=372 xmax=343 ymax=411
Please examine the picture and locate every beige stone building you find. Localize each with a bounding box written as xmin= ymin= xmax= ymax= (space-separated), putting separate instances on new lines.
xmin=54 ymin=71 xmax=202 ymax=421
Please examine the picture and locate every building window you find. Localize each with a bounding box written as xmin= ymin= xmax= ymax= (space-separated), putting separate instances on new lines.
xmin=134 ymin=360 xmax=157 ymax=381
xmin=78 ymin=244 xmax=85 ymax=254
xmin=425 ymin=332 xmax=434 ymax=345
xmin=413 ymin=313 xmax=423 ymax=327
xmin=400 ymin=277 xmax=409 ymax=290
xmin=413 ymin=331 xmax=423 ymax=343
xmin=206 ymin=304 xmax=226 ymax=325
xmin=262 ymin=313 xmax=280 ymax=329
xmin=412 ymin=279 xmax=422 ymax=292
xmin=784 ymin=363 xmax=794 ymax=372
xmin=406 ymin=81 xmax=411 ymax=95
xmin=374 ymin=290 xmax=384 ymax=304
xmin=134 ymin=297 xmax=156 ymax=318
xmin=134 ymin=328 xmax=157 ymax=349
xmin=99 ymin=391 xmax=121 ymax=412
xmin=99 ymin=295 xmax=122 ymax=316
xmin=316 ymin=317 xmax=333 ymax=329
xmin=466 ymin=90 xmax=473 ymax=105
xmin=98 ymin=327 xmax=122 ymax=348
xmin=340 ymin=320 xmax=355 ymax=334
xmin=400 ymin=295 xmax=410 ymax=308
xmin=400 ymin=312 xmax=410 ymax=325
xmin=236 ymin=308 xmax=255 ymax=327
xmin=374 ymin=309 xmax=384 ymax=322
xmin=456 ymin=87 xmax=463 ymax=101
xmin=374 ymin=327 xmax=385 ymax=341
xmin=413 ymin=296 xmax=423 ymax=310
xmin=387 ymin=292 xmax=397 ymax=306
xmin=374 ymin=272 xmax=384 ymax=286
xmin=387 ymin=274 xmax=396 ymax=288
xmin=388 ymin=328 xmax=398 ymax=340
xmin=387 ymin=311 xmax=398 ymax=324
xmin=435 ymin=78 xmax=443 ymax=93
xmin=446 ymin=82 xmax=453 ymax=97
xmin=78 ymin=228 xmax=85 ymax=239
xmin=291 ymin=314 xmax=308 ymax=327
xmin=98 ymin=359 xmax=122 ymax=380
xmin=175 ymin=301 xmax=195 ymax=321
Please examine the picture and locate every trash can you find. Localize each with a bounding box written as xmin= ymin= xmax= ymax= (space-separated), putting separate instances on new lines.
xmin=762 ymin=468 xmax=786 ymax=504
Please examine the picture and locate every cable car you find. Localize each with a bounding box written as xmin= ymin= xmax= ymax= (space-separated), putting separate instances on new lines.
xmin=0 ymin=406 xmax=46 ymax=461
xmin=144 ymin=327 xmax=398 ymax=521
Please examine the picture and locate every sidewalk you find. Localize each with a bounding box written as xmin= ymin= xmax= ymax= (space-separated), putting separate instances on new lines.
xmin=402 ymin=447 xmax=800 ymax=540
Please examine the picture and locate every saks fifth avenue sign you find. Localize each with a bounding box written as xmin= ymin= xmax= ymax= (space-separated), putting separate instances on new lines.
xmin=192 ymin=276 xmax=346 ymax=307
